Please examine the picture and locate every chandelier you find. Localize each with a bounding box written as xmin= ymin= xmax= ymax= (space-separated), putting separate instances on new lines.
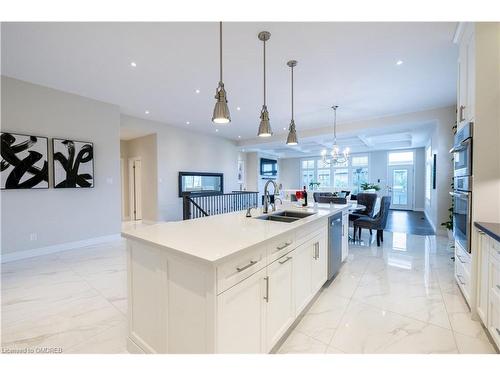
xmin=321 ymin=105 xmax=350 ymax=165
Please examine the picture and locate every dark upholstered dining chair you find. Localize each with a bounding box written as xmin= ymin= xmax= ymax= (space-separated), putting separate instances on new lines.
xmin=348 ymin=192 xmax=377 ymax=222
xmin=353 ymin=196 xmax=391 ymax=246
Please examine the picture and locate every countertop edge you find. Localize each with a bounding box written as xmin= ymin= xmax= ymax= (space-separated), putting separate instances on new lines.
xmin=474 ymin=221 xmax=500 ymax=243
xmin=122 ymin=205 xmax=349 ymax=264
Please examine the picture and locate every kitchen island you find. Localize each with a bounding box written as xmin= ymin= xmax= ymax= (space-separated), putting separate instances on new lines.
xmin=121 ymin=202 xmax=350 ymax=353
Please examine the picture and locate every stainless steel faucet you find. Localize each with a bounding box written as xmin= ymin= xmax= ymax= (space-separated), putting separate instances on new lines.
xmin=246 ymin=206 xmax=257 ymax=217
xmin=263 ymin=179 xmax=279 ymax=214
xmin=272 ymin=197 xmax=283 ymax=212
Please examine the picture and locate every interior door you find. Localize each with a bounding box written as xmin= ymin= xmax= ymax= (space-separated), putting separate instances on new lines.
xmin=129 ymin=158 xmax=143 ymax=220
xmin=388 ymin=165 xmax=414 ymax=210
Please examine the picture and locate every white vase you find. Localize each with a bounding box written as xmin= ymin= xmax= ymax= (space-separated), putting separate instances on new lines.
xmin=364 ymin=189 xmax=376 ymax=193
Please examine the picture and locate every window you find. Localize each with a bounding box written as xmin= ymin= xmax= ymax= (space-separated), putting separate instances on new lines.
xmin=317 ymin=168 xmax=331 ymax=187
xmin=388 ymin=151 xmax=414 ymax=165
xmin=351 ymin=155 xmax=369 ymax=167
xmin=301 ymin=159 xmax=315 ymax=188
xmin=351 ymin=167 xmax=369 ymax=194
xmin=333 ymin=168 xmax=349 ymax=188
xmin=300 ymin=154 xmax=370 ymax=192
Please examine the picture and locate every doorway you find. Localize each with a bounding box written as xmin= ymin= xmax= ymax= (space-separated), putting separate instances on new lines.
xmin=128 ymin=157 xmax=142 ymax=220
xmin=388 ymin=165 xmax=414 ymax=210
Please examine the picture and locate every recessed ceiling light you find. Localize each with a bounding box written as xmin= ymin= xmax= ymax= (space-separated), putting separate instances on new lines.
xmin=396 ymin=60 xmax=403 ymax=65
xmin=130 ymin=62 xmax=137 ymax=67
xmin=238 ymin=135 xmax=241 ymax=138
xmin=145 ymin=110 xmax=150 ymax=114
xmin=195 ymin=89 xmax=200 ymax=94
xmin=215 ymin=129 xmax=219 ymax=132
xmin=283 ymin=127 xmax=286 ymax=131
xmin=186 ymin=121 xmax=190 ymax=125
xmin=236 ymin=106 xmax=241 ymax=111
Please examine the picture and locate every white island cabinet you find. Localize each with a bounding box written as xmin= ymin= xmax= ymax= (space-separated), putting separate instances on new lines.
xmin=122 ymin=204 xmax=348 ymax=353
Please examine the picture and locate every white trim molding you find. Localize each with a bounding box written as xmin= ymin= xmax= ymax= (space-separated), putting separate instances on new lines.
xmin=1 ymin=234 xmax=122 ymax=263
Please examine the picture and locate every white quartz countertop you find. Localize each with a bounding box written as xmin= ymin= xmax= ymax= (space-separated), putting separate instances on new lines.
xmin=121 ymin=202 xmax=349 ymax=264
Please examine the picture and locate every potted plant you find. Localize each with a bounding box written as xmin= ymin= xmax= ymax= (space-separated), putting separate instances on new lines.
xmin=360 ymin=182 xmax=381 ymax=193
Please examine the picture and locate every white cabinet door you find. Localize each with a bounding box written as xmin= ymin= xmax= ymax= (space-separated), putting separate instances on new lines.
xmin=293 ymin=241 xmax=313 ymax=315
xmin=311 ymin=233 xmax=327 ymax=292
xmin=457 ymin=23 xmax=475 ymax=123
xmin=216 ymin=268 xmax=266 ymax=353
xmin=341 ymin=212 xmax=349 ymax=262
xmin=265 ymin=254 xmax=295 ymax=351
xmin=477 ymin=232 xmax=490 ymax=323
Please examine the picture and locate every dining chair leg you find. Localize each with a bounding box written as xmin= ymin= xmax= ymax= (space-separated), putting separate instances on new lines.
xmin=381 ymin=230 xmax=384 ymax=242
xmin=376 ymin=231 xmax=381 ymax=246
xmin=369 ymin=229 xmax=372 ymax=236
xmin=358 ymin=227 xmax=362 ymax=240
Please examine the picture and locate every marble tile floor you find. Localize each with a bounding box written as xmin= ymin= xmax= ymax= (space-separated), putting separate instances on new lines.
xmin=278 ymin=231 xmax=498 ymax=354
xmin=1 ymin=230 xmax=497 ymax=354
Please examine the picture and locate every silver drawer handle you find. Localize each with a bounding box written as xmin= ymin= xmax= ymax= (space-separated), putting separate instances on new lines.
xmin=279 ymin=256 xmax=292 ymax=265
xmin=236 ymin=260 xmax=257 ymax=272
xmin=497 ymin=285 xmax=500 ymax=291
xmin=313 ymin=242 xmax=319 ymax=259
xmin=496 ymin=328 xmax=500 ymax=336
xmin=456 ymin=255 xmax=467 ymax=264
xmin=276 ymin=241 xmax=292 ymax=250
xmin=457 ymin=275 xmax=466 ymax=285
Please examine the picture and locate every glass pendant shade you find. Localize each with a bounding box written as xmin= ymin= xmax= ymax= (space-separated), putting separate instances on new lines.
xmin=212 ymin=82 xmax=230 ymax=124
xmin=258 ymin=105 xmax=272 ymax=137
xmin=286 ymin=120 xmax=298 ymax=145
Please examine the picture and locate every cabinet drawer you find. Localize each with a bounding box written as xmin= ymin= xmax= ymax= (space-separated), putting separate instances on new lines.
xmin=217 ymin=245 xmax=267 ymax=294
xmin=456 ymin=258 xmax=471 ymax=303
xmin=267 ymin=233 xmax=296 ymax=264
xmin=488 ymin=289 xmax=500 ymax=349
xmin=294 ymin=218 xmax=326 ymax=245
xmin=456 ymin=245 xmax=472 ymax=275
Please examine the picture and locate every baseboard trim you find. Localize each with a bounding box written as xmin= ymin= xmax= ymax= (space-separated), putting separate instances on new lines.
xmin=1 ymin=234 xmax=122 ymax=263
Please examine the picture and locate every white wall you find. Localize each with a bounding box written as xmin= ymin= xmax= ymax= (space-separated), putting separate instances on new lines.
xmin=424 ymin=110 xmax=455 ymax=234
xmin=1 ymin=76 xmax=121 ymax=255
xmin=120 ymin=134 xmax=158 ymax=222
xmin=278 ymin=158 xmax=301 ymax=191
xmin=120 ymin=115 xmax=240 ymax=221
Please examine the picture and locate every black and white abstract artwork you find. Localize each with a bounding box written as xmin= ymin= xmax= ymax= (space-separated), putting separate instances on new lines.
xmin=0 ymin=132 xmax=49 ymax=189
xmin=53 ymin=138 xmax=94 ymax=188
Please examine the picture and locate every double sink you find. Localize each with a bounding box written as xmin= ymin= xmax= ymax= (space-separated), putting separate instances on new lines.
xmin=254 ymin=210 xmax=315 ymax=223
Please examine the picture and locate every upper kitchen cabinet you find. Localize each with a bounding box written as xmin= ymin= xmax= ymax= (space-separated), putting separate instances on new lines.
xmin=455 ymin=22 xmax=476 ymax=124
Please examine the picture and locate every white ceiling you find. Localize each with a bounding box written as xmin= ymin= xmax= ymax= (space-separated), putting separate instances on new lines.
xmin=1 ymin=22 xmax=457 ymax=143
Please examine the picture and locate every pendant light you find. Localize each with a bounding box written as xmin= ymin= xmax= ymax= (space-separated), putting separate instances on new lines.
xmin=212 ymin=22 xmax=231 ymax=124
xmin=286 ymin=60 xmax=298 ymax=145
xmin=321 ymin=105 xmax=350 ymax=165
xmin=257 ymin=31 xmax=272 ymax=137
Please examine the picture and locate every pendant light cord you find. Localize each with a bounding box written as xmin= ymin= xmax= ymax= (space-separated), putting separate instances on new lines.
xmin=333 ymin=106 xmax=337 ymax=143
xmin=219 ymin=21 xmax=223 ymax=83
xmin=291 ymin=66 xmax=294 ymax=121
xmin=263 ymin=39 xmax=266 ymax=106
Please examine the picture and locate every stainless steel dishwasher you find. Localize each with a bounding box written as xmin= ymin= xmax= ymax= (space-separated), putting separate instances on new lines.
xmin=328 ymin=212 xmax=343 ymax=280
